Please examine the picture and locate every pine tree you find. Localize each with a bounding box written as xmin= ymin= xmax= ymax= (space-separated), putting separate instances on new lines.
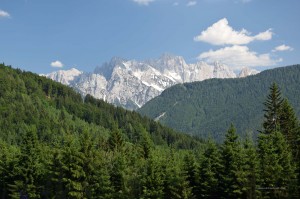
xmin=242 ymin=133 xmax=259 ymax=199
xmin=220 ymin=124 xmax=245 ymax=198
xmin=258 ymin=131 xmax=296 ymax=198
xmin=9 ymin=126 xmax=42 ymax=199
xmin=0 ymin=140 xmax=20 ymax=199
xmin=262 ymin=83 xmax=284 ymax=134
xmin=141 ymin=154 xmax=165 ymax=199
xmin=198 ymin=138 xmax=222 ymax=198
xmin=110 ymin=154 xmax=126 ymax=198
xmin=49 ymin=147 xmax=66 ymax=198
xmin=138 ymin=127 xmax=153 ymax=159
xmin=108 ymin=128 xmax=124 ymax=151
xmin=60 ymin=136 xmax=86 ymax=199
xmin=79 ymin=130 xmax=112 ymax=198
xmin=279 ymin=99 xmax=300 ymax=160
xmin=260 ymin=84 xmax=299 ymax=198
xmin=163 ymin=150 xmax=192 ymax=199
xmin=183 ymin=152 xmax=199 ymax=198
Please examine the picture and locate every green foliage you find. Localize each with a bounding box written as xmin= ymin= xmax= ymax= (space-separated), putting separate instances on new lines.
xmin=241 ymin=134 xmax=259 ymax=199
xmin=219 ymin=125 xmax=245 ymax=198
xmin=139 ymin=65 xmax=300 ymax=142
xmin=9 ymin=126 xmax=42 ymax=199
xmin=279 ymin=99 xmax=300 ymax=160
xmin=258 ymin=131 xmax=296 ymax=198
xmin=262 ymin=83 xmax=284 ymax=134
xmin=198 ymin=139 xmax=222 ymax=198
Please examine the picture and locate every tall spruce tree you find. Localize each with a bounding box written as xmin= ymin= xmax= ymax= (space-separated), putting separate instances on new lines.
xmin=279 ymin=99 xmax=300 ymax=160
xmin=262 ymin=83 xmax=284 ymax=134
xmin=198 ymin=138 xmax=222 ymax=198
xmin=60 ymin=136 xmax=86 ymax=199
xmin=9 ymin=126 xmax=42 ymax=199
xmin=258 ymin=84 xmax=297 ymax=198
xmin=183 ymin=152 xmax=199 ymax=198
xmin=141 ymin=154 xmax=165 ymax=199
xmin=220 ymin=124 xmax=245 ymax=198
xmin=258 ymin=131 xmax=296 ymax=198
xmin=163 ymin=149 xmax=192 ymax=199
xmin=242 ymin=134 xmax=259 ymax=199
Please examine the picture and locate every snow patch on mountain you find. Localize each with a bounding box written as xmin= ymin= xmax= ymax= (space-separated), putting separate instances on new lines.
xmin=42 ymin=68 xmax=83 ymax=85
xmin=42 ymin=54 xmax=260 ymax=110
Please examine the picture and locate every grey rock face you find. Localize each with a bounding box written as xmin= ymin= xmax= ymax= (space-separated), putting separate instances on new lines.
xmin=43 ymin=54 xmax=259 ymax=109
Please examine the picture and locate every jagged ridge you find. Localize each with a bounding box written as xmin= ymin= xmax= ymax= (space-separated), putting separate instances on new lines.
xmin=43 ymin=54 xmax=259 ymax=109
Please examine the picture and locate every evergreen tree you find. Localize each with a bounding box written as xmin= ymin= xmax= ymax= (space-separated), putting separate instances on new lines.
xmin=220 ymin=124 xmax=245 ymax=198
xmin=183 ymin=152 xmax=199 ymax=198
xmin=49 ymin=147 xmax=66 ymax=198
xmin=163 ymin=150 xmax=192 ymax=199
xmin=262 ymin=83 xmax=284 ymax=134
xmin=9 ymin=126 xmax=42 ymax=199
xmin=110 ymin=154 xmax=126 ymax=198
xmin=108 ymin=128 xmax=124 ymax=151
xmin=79 ymin=130 xmax=112 ymax=198
xmin=141 ymin=154 xmax=165 ymax=199
xmin=60 ymin=136 xmax=86 ymax=199
xmin=199 ymin=138 xmax=222 ymax=198
xmin=242 ymin=134 xmax=259 ymax=199
xmin=279 ymin=99 xmax=300 ymax=160
xmin=258 ymin=131 xmax=296 ymax=198
xmin=0 ymin=140 xmax=20 ymax=199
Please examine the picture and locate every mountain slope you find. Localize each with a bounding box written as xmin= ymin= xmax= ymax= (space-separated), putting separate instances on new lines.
xmin=44 ymin=54 xmax=257 ymax=110
xmin=0 ymin=64 xmax=202 ymax=149
xmin=138 ymin=65 xmax=300 ymax=141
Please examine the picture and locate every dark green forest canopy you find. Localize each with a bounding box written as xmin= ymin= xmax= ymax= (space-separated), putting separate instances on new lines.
xmin=138 ymin=64 xmax=300 ymax=141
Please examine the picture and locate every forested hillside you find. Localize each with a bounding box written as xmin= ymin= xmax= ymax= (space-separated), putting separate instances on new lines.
xmin=0 ymin=64 xmax=299 ymax=198
xmin=139 ymin=65 xmax=300 ymax=141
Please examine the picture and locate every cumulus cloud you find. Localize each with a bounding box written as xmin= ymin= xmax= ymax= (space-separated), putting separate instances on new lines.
xmin=0 ymin=10 xmax=10 ymax=18
xmin=194 ymin=18 xmax=273 ymax=45
xmin=198 ymin=45 xmax=281 ymax=69
xmin=51 ymin=60 xmax=64 ymax=68
xmin=187 ymin=1 xmax=197 ymax=7
xmin=132 ymin=0 xmax=155 ymax=6
xmin=272 ymin=44 xmax=294 ymax=52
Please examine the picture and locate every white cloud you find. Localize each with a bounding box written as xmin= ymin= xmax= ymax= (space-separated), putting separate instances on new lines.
xmin=187 ymin=1 xmax=197 ymax=7
xmin=132 ymin=0 xmax=155 ymax=6
xmin=272 ymin=44 xmax=294 ymax=52
xmin=51 ymin=60 xmax=64 ymax=68
xmin=198 ymin=45 xmax=281 ymax=69
xmin=0 ymin=10 xmax=10 ymax=18
xmin=173 ymin=2 xmax=179 ymax=6
xmin=194 ymin=18 xmax=273 ymax=45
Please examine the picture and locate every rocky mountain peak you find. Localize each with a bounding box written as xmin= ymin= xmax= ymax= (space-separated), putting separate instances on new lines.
xmin=43 ymin=68 xmax=82 ymax=85
xmin=43 ymin=54 xmax=259 ymax=110
xmin=239 ymin=67 xmax=260 ymax=78
xmin=94 ymin=57 xmax=128 ymax=79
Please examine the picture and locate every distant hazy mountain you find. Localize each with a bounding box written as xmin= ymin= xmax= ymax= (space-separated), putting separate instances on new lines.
xmin=138 ymin=65 xmax=300 ymax=141
xmin=43 ymin=54 xmax=259 ymax=109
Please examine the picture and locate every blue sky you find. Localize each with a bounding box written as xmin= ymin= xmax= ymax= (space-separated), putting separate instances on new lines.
xmin=0 ymin=0 xmax=299 ymax=73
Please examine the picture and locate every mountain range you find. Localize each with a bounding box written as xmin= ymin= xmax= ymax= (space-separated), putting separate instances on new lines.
xmin=42 ymin=54 xmax=259 ymax=109
xmin=138 ymin=64 xmax=300 ymax=141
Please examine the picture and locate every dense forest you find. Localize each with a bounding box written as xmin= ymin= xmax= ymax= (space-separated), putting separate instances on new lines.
xmin=139 ymin=65 xmax=300 ymax=142
xmin=0 ymin=63 xmax=300 ymax=198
